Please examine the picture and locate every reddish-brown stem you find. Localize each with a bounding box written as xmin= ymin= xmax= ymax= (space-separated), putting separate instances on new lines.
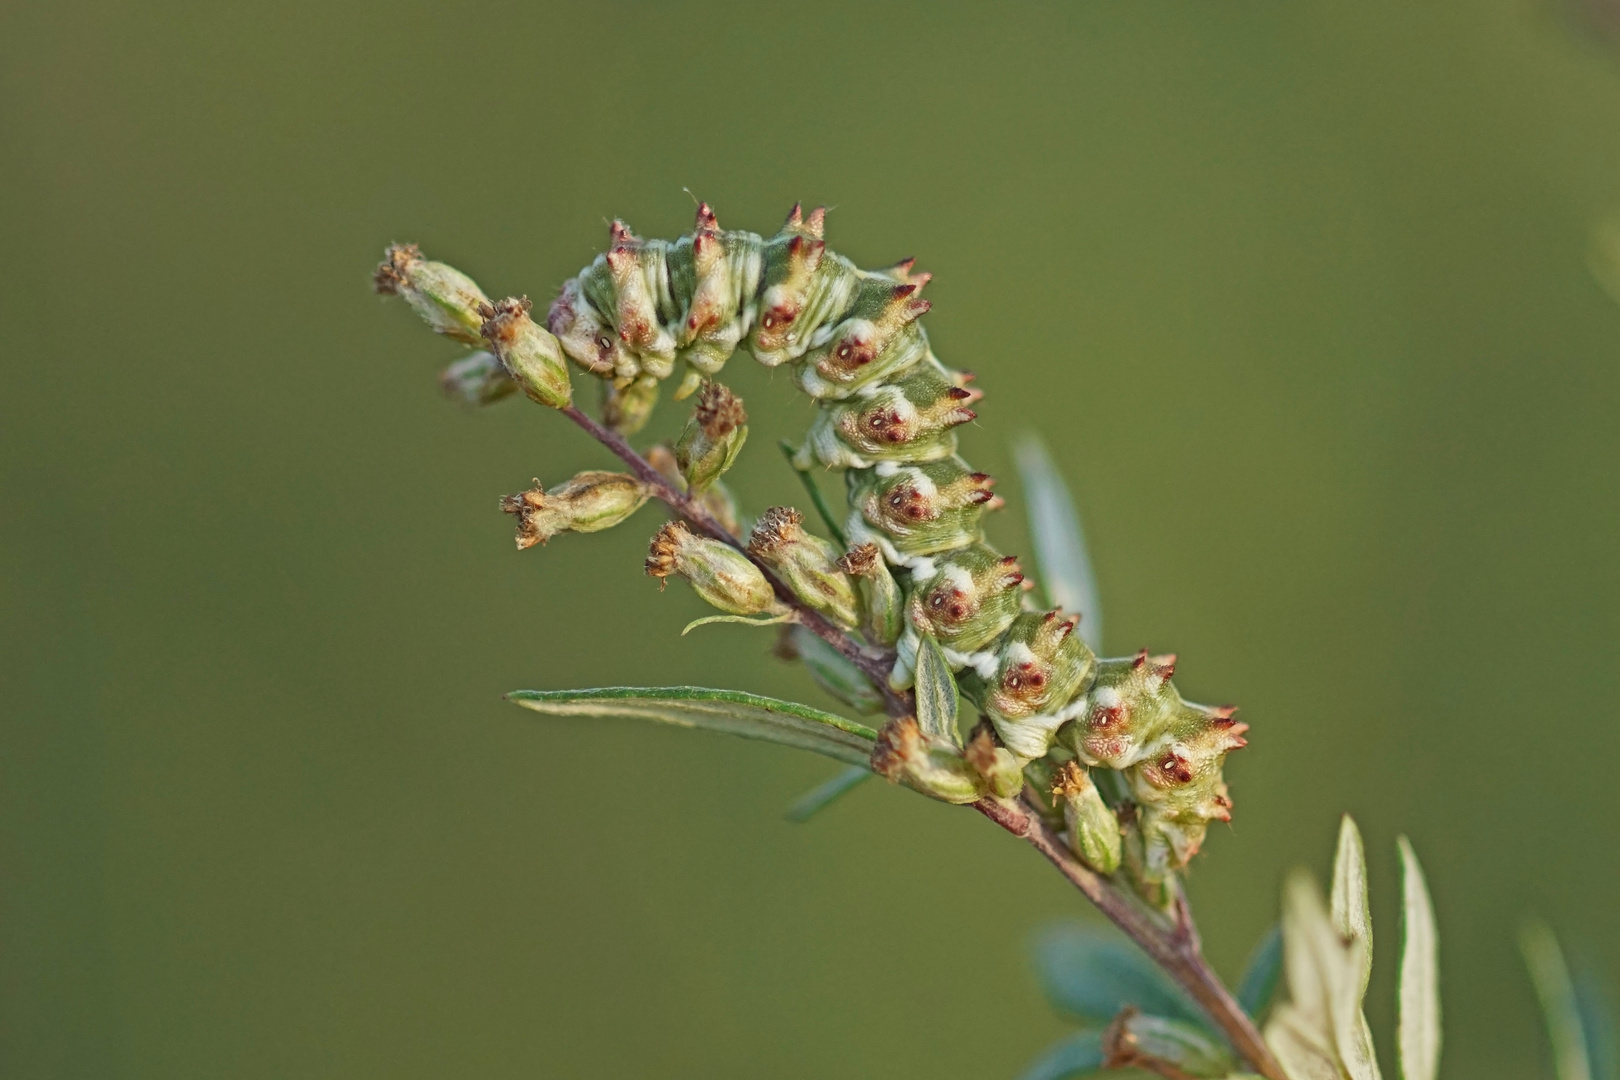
xmin=973 ymin=797 xmax=1288 ymax=1080
xmin=559 ymin=404 xmax=910 ymax=714
xmin=557 ymin=400 xmax=1282 ymax=1080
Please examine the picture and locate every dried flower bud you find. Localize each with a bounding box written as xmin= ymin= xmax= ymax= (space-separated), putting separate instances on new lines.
xmin=965 ymin=725 xmax=1024 ymax=800
xmin=837 ymin=543 xmax=904 ymax=646
xmin=374 ymin=243 xmax=491 ymax=346
xmin=777 ymin=625 xmax=883 ymax=715
xmin=601 ymin=375 xmax=660 ymax=435
xmin=747 ymin=507 xmax=860 ymax=628
xmin=674 ymin=382 xmax=748 ymax=492
xmin=960 ymin=610 xmax=1096 ymax=761
xmin=500 ymin=471 xmax=651 ymax=549
xmin=646 ymin=521 xmax=781 ymax=617
xmin=478 ymin=297 xmax=571 ymax=409
xmin=870 ymin=716 xmax=983 ymax=804
xmin=1052 ymin=761 xmax=1122 ymax=873
xmin=439 ymin=351 xmax=516 ymax=407
xmin=846 ymin=457 xmax=1001 ymax=560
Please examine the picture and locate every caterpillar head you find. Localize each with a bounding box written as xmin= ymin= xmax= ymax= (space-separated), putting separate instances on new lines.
xmin=853 ymin=458 xmax=1000 ymax=554
xmin=905 ymin=543 xmax=1025 ymax=651
xmin=830 ymin=362 xmax=981 ymax=460
xmin=750 ymin=206 xmax=827 ymax=364
xmin=976 ymin=610 xmax=1097 ymax=722
xmin=1067 ymin=650 xmax=1185 ymax=769
xmin=549 ymin=273 xmax=630 ymax=378
xmin=807 ymin=277 xmax=931 ymax=387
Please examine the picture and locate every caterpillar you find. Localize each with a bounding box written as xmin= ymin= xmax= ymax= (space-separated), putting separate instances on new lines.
xmin=375 ymin=203 xmax=1247 ymax=900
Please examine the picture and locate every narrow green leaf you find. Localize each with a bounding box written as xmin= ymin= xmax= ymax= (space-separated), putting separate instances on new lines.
xmin=914 ymin=633 xmax=960 ymax=745
xmin=779 ymin=439 xmax=846 ymax=546
xmin=1032 ymin=923 xmax=1211 ymax=1031
xmin=681 ymin=611 xmax=794 ymax=635
xmin=1237 ymin=925 xmax=1283 ymax=1020
xmin=788 ymin=625 xmax=883 ymax=715
xmin=1331 ymin=815 xmax=1373 ymax=990
xmin=1522 ymin=919 xmax=1594 ymax=1080
xmin=1396 ymin=837 xmax=1441 ymax=1080
xmin=1016 ymin=1030 xmax=1105 ymax=1080
xmin=1266 ymin=869 xmax=1383 ymax=1080
xmin=507 ymin=686 xmax=878 ymax=768
xmin=1013 ymin=432 xmax=1102 ymax=651
xmin=783 ymin=766 xmax=871 ymax=823
xmin=1574 ymin=968 xmax=1618 ymax=1080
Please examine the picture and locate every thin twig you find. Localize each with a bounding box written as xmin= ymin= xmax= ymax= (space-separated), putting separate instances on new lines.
xmin=560 ymin=405 xmax=907 ymax=713
xmin=972 ymin=797 xmax=1289 ymax=1080
xmin=558 ymin=401 xmax=1284 ymax=1080
xmin=777 ymin=439 xmax=847 ymax=546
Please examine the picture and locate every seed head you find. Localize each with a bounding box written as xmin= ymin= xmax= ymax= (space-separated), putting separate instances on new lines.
xmin=478 ymin=296 xmax=572 ymax=409
xmin=374 ymin=243 xmax=491 ymax=346
xmin=748 ymin=507 xmax=860 ymax=629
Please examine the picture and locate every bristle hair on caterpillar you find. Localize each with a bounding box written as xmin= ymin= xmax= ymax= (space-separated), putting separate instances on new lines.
xmin=376 ymin=201 xmax=1248 ymax=897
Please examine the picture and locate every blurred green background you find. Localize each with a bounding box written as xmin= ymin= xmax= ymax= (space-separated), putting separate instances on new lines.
xmin=4 ymin=1 xmax=1619 ymax=1077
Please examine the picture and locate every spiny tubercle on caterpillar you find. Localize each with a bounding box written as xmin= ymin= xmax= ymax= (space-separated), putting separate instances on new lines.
xmin=375 ymin=202 xmax=1247 ymax=893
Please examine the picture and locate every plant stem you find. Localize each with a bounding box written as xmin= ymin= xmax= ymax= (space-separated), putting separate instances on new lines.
xmin=558 ymin=401 xmax=1282 ymax=1080
xmin=972 ymin=797 xmax=1289 ymax=1080
xmin=560 ymin=405 xmax=908 ymax=713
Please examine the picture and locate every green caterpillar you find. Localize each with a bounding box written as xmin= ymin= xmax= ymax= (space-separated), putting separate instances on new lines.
xmin=375 ymin=203 xmax=1247 ymax=898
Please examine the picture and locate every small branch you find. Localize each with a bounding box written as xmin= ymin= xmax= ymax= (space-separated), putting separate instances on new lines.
xmin=972 ymin=797 xmax=1289 ymax=1080
xmin=778 ymin=439 xmax=847 ymax=546
xmin=560 ymin=401 xmax=1279 ymax=1080
xmin=560 ymin=405 xmax=909 ymax=715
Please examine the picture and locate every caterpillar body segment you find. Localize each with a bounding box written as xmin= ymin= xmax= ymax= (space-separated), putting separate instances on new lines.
xmin=374 ymin=202 xmax=1248 ymax=900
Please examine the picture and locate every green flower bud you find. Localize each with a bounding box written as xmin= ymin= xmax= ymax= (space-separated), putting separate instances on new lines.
xmin=836 ymin=543 xmax=904 ymax=647
xmin=775 ymin=625 xmax=883 ymax=715
xmin=646 ymin=521 xmax=782 ymax=617
xmin=499 ymin=471 xmax=651 ymax=549
xmin=373 ymin=243 xmax=491 ymax=346
xmin=965 ymin=725 xmax=1024 ymax=800
xmin=674 ymin=382 xmax=748 ymax=492
xmin=439 ymin=351 xmax=516 ymax=407
xmin=477 ymin=297 xmax=572 ymax=409
xmin=645 ymin=444 xmax=742 ymax=538
xmin=1103 ymin=1008 xmax=1238 ymax=1078
xmin=1118 ymin=823 xmax=1174 ymax=909
xmin=845 ymin=457 xmax=1001 ymax=561
xmin=870 ymin=716 xmax=983 ymax=804
xmin=799 ymin=359 xmax=979 ymax=469
xmin=959 ymin=611 xmax=1096 ymax=761
xmin=747 ymin=507 xmax=861 ymax=628
xmin=600 ymin=375 xmax=660 ymax=435
xmin=797 ymin=271 xmax=933 ymax=399
xmin=1052 ymin=761 xmax=1122 ymax=873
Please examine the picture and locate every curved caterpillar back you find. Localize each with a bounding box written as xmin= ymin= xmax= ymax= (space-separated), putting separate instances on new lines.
xmin=538 ymin=202 xmax=1247 ymax=893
